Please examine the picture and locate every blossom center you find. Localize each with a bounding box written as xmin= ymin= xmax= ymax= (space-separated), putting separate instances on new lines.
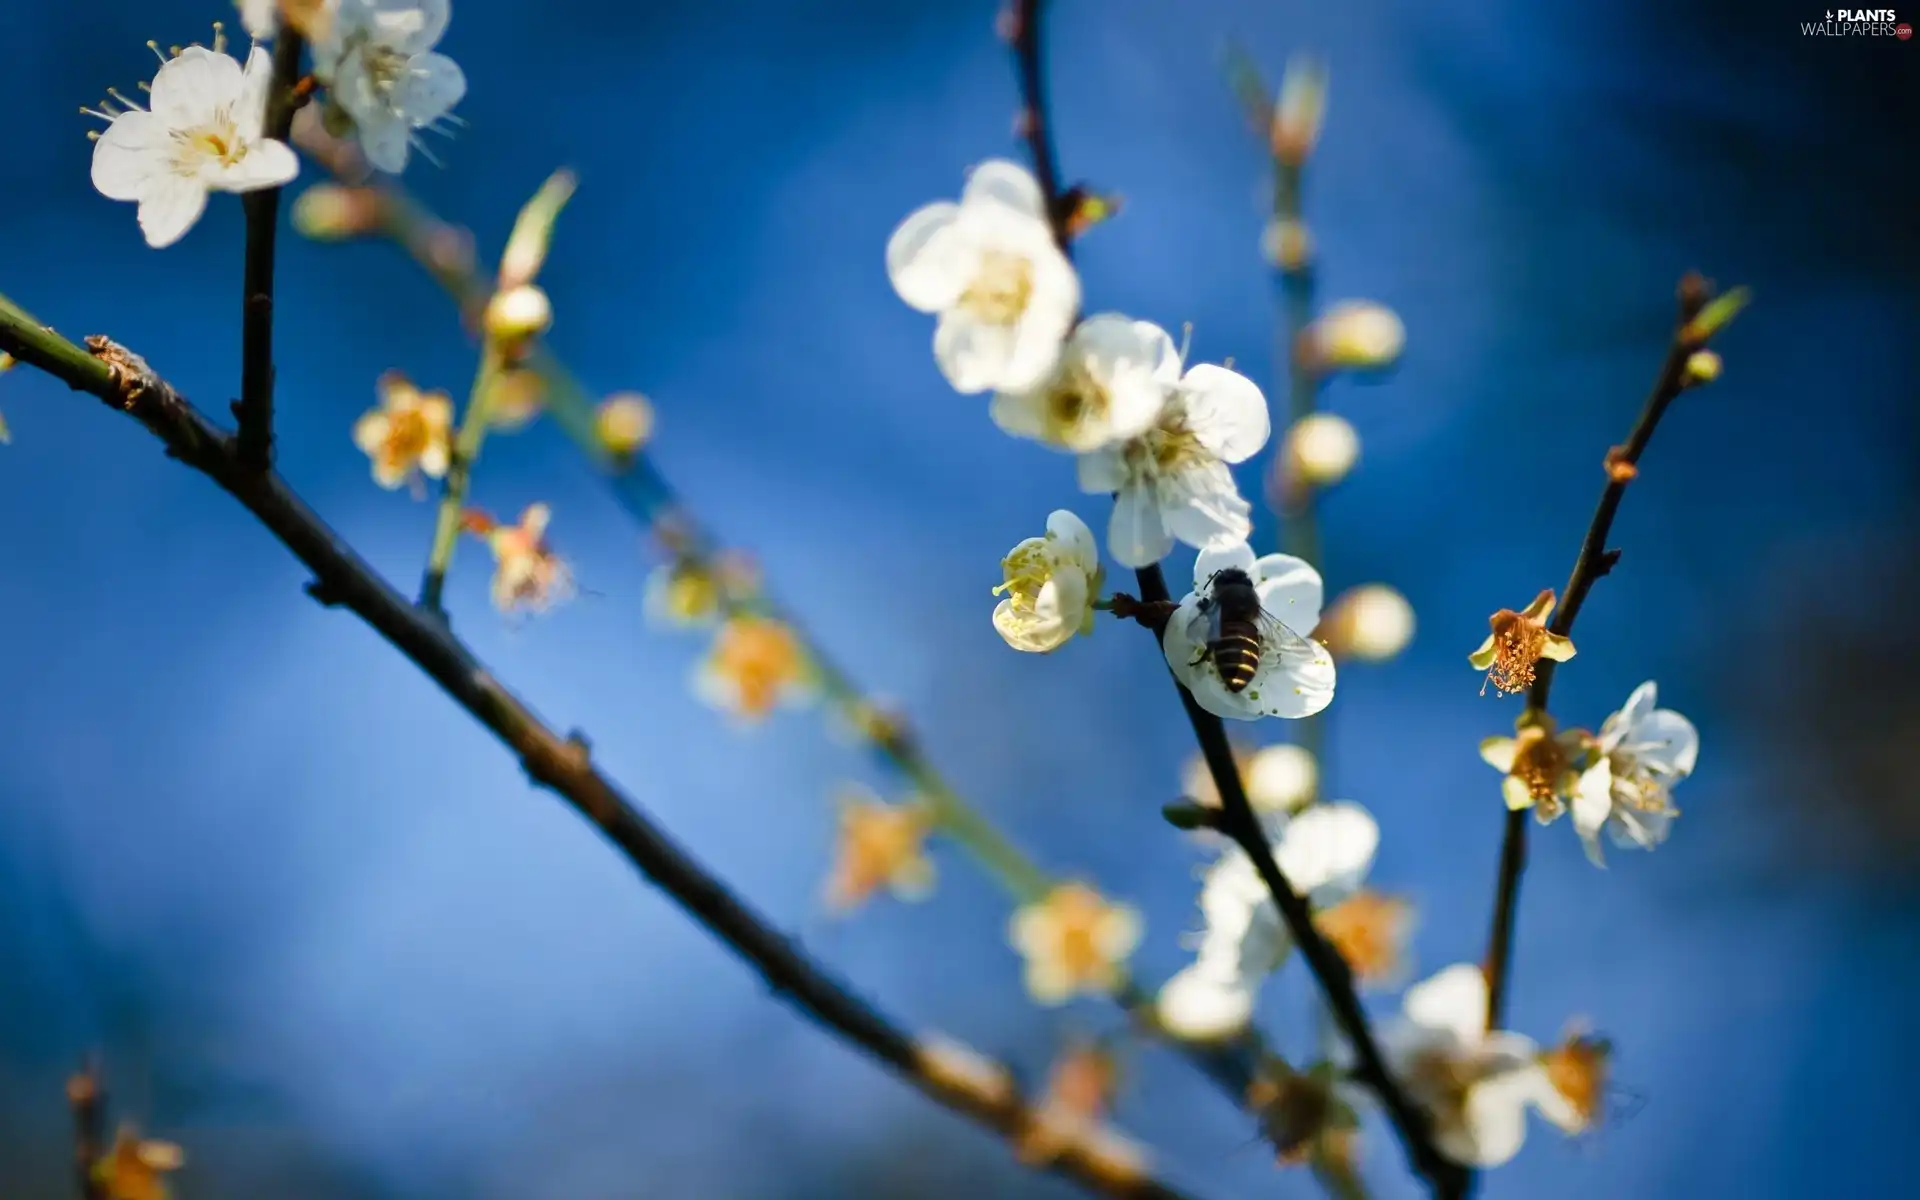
xmin=1041 ymin=361 xmax=1110 ymax=441
xmin=1540 ymin=1035 xmax=1609 ymax=1131
xmin=175 ymin=115 xmax=248 ymax=172
xmin=1609 ymin=750 xmax=1674 ymax=813
xmin=995 ymin=543 xmax=1052 ymax=611
xmin=713 ymin=618 xmax=806 ymax=716
xmin=959 ymin=250 xmax=1035 ymax=325
xmin=1485 ymin=608 xmax=1547 ymax=695
xmin=1511 ymin=726 xmax=1573 ymax=819
xmin=381 ymin=407 xmax=432 ymax=464
xmin=1125 ymin=417 xmax=1208 ymax=483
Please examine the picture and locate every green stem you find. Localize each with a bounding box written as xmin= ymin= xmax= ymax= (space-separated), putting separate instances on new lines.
xmin=419 ymin=340 xmax=505 ymax=613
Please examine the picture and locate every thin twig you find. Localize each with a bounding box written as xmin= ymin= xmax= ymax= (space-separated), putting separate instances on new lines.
xmin=234 ymin=32 xmax=306 ymax=469
xmin=1007 ymin=5 xmax=1461 ymax=1195
xmin=1480 ymin=273 xmax=1714 ymax=1032
xmin=418 ymin=339 xmax=505 ymax=613
xmin=0 ymin=294 xmax=1203 ymax=1200
xmin=67 ymin=1060 xmax=105 ymax=1200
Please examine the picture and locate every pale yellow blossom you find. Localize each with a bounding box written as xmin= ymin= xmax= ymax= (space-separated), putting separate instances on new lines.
xmin=824 ymin=785 xmax=935 ymax=912
xmin=693 ymin=615 xmax=814 ymax=721
xmin=352 ymin=373 xmax=453 ymax=490
xmin=1008 ymin=882 xmax=1141 ymax=1005
xmin=1479 ymin=716 xmax=1594 ymax=822
xmin=1468 ymin=588 xmax=1575 ymax=696
xmin=474 ymin=504 xmax=573 ymax=614
xmin=1314 ymin=889 xmax=1415 ymax=987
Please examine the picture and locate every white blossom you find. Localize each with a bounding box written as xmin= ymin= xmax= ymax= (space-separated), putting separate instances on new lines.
xmin=1162 ymin=541 xmax=1336 ymax=722
xmin=1379 ymin=964 xmax=1558 ymax=1168
xmin=313 ymin=0 xmax=467 ymax=174
xmin=1572 ymin=681 xmax=1699 ymax=866
xmin=237 ymin=0 xmax=280 ymax=40
xmin=1077 ymin=357 xmax=1269 ymax=567
xmin=992 ymin=510 xmax=1102 ymax=653
xmin=88 ymin=45 xmax=300 ymax=249
xmin=1157 ymin=803 xmax=1377 ymax=1040
xmin=991 ymin=313 xmax=1174 ymax=453
xmin=887 ymin=160 xmax=1079 ymax=395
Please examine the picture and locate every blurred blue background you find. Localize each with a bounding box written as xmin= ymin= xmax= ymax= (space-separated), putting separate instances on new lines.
xmin=2 ymin=0 xmax=1915 ymax=1196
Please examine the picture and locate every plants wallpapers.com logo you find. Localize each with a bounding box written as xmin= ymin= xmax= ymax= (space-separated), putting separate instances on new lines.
xmin=1801 ymin=8 xmax=1913 ymax=35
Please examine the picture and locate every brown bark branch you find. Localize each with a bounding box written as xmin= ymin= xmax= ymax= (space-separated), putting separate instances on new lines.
xmin=1007 ymin=5 xmax=1463 ymax=1195
xmin=0 ymin=295 xmax=1201 ymax=1200
xmin=234 ymin=32 xmax=306 ymax=469
xmin=67 ymin=1060 xmax=105 ymax=1200
xmin=1480 ymin=273 xmax=1715 ymax=1033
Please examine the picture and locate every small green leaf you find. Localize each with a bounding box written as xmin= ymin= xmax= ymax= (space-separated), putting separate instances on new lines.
xmin=1682 ymin=286 xmax=1750 ymax=344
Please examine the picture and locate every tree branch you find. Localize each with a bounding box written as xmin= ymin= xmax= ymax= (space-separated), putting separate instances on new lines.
xmin=1006 ymin=5 xmax=1462 ymax=1195
xmin=0 ymin=294 xmax=1201 ymax=1200
xmin=1480 ymin=273 xmax=1715 ymax=1032
xmin=234 ymin=31 xmax=306 ymax=470
xmin=67 ymin=1060 xmax=105 ymax=1200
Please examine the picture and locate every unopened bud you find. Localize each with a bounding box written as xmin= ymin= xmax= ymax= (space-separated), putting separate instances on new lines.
xmin=1271 ymin=55 xmax=1328 ymax=166
xmin=1683 ymin=349 xmax=1721 ymax=386
xmin=488 ymin=369 xmax=546 ymax=430
xmin=291 ymin=184 xmax=381 ymax=241
xmin=1245 ymin=743 xmax=1317 ymax=813
xmin=0 ymin=352 xmax=14 ymax=372
xmin=498 ymin=170 xmax=578 ymax=290
xmin=1679 ymin=285 xmax=1750 ymax=345
xmin=1260 ymin=217 xmax=1312 ymax=273
xmin=595 ymin=392 xmax=655 ymax=457
xmin=1322 ymin=584 xmax=1415 ymax=662
xmin=1284 ymin=413 xmax=1360 ymax=488
xmin=1303 ymin=301 xmax=1404 ymax=373
xmin=484 ymin=284 xmax=552 ymax=345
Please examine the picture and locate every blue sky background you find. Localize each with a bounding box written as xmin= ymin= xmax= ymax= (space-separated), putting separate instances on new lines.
xmin=1 ymin=0 xmax=1915 ymax=1196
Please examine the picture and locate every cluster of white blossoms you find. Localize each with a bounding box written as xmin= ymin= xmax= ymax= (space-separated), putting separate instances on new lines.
xmin=1158 ymin=801 xmax=1381 ymax=1041
xmin=86 ymin=1 xmax=466 ymax=247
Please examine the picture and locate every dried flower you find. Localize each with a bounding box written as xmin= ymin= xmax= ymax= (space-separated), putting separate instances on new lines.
xmin=1536 ymin=1028 xmax=1613 ymax=1136
xmin=1479 ymin=716 xmax=1593 ymax=822
xmin=693 ymin=615 xmax=814 ymax=721
xmin=824 ymin=785 xmax=935 ymax=911
xmin=478 ymin=503 xmax=573 ymax=614
xmin=352 ymin=372 xmax=453 ymax=490
xmin=1468 ymin=588 xmax=1575 ymax=696
xmin=1314 ymin=889 xmax=1414 ymax=987
xmin=1009 ymin=882 xmax=1142 ymax=1005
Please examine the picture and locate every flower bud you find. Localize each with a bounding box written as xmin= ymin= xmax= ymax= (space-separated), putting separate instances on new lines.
xmin=1303 ymin=300 xmax=1404 ymax=373
xmin=1283 ymin=413 xmax=1360 ymax=488
xmin=483 ymin=284 xmax=552 ymax=345
xmin=1260 ymin=217 xmax=1312 ymax=273
xmin=488 ymin=368 xmax=545 ymax=430
xmin=1245 ymin=743 xmax=1318 ymax=812
xmin=1683 ymin=349 xmax=1721 ymax=386
xmin=1271 ymin=55 xmax=1328 ymax=166
xmin=291 ymin=184 xmax=381 ymax=241
xmin=1322 ymin=584 xmax=1415 ymax=662
xmin=498 ymin=170 xmax=578 ymax=290
xmin=595 ymin=392 xmax=655 ymax=457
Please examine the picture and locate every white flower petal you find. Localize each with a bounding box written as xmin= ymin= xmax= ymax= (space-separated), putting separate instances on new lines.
xmin=213 ymin=138 xmax=300 ymax=192
xmin=960 ymin=158 xmax=1046 ymax=220
xmin=935 ymin=315 xmax=1018 ymax=395
xmin=1192 ymin=541 xmax=1257 ymax=588
xmin=1609 ymin=804 xmax=1674 ymax=850
xmin=90 ymin=112 xmax=169 ymax=201
xmin=1178 ymin=363 xmax=1270 ymax=463
xmin=1044 ymin=509 xmax=1098 ymax=567
xmin=1618 ymin=680 xmax=1659 ymax=730
xmin=1241 ymin=630 xmax=1336 ymax=719
xmin=136 ymin=178 xmax=210 ymax=249
xmin=1076 ymin=447 xmax=1126 ymax=495
xmin=1075 ymin=313 xmax=1180 ymax=386
xmin=1573 ymin=762 xmax=1614 ymax=867
xmin=238 ymin=45 xmax=276 ymax=138
xmin=1157 ymin=966 xmax=1255 ymax=1041
xmin=395 ymin=52 xmax=467 ymax=124
xmin=1159 ymin=460 xmax=1253 ymax=554
xmin=149 ymin=46 xmax=244 ymax=128
xmin=1632 ymin=709 xmax=1699 ymax=777
xmin=356 ymin=112 xmax=415 ymax=173
xmin=885 ymin=202 xmax=967 ymax=312
xmin=1403 ymin=964 xmax=1490 ymax=1045
xmin=1449 ymin=1071 xmax=1535 ymax=1167
xmin=1273 ymin=802 xmax=1377 ymax=900
xmin=1109 ymin=483 xmax=1173 ymax=568
xmin=1251 ymin=554 xmax=1324 ymax=636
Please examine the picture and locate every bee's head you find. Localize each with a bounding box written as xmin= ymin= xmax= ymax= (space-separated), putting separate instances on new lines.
xmin=1207 ymin=566 xmax=1256 ymax=591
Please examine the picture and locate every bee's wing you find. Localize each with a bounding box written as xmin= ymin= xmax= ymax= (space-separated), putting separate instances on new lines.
xmin=1253 ymin=609 xmax=1325 ymax=676
xmin=1179 ymin=596 xmax=1223 ymax=650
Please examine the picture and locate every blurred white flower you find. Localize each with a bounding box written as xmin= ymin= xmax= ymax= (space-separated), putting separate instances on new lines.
xmin=1009 ymin=882 xmax=1141 ymax=1005
xmin=1303 ymin=300 xmax=1404 ymax=373
xmin=237 ymin=0 xmax=280 ymax=39
xmin=1572 ymin=681 xmax=1699 ymax=866
xmin=1162 ymin=541 xmax=1336 ymax=722
xmin=87 ymin=44 xmax=299 ymax=249
xmin=1379 ymin=964 xmax=1557 ymax=1168
xmin=992 ymin=509 xmax=1102 ymax=653
xmin=1181 ymin=742 xmax=1317 ymax=816
xmin=1158 ymin=803 xmax=1377 ymax=1041
xmin=992 ymin=313 xmax=1174 ymax=453
xmin=1077 ymin=357 xmax=1269 ymax=567
xmin=887 ymin=160 xmax=1079 ymax=394
xmin=313 ymin=0 xmax=467 ymax=173
xmin=479 ymin=503 xmax=573 ymax=615
xmin=1322 ymin=583 xmax=1415 ymax=662
xmin=1282 ymin=412 xmax=1359 ymax=488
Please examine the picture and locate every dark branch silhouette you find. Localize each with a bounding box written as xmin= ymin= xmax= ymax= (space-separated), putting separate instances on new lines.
xmin=234 ymin=32 xmax=306 ymax=469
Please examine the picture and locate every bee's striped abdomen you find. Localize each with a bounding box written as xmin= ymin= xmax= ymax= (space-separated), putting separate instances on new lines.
xmin=1209 ymin=620 xmax=1263 ymax=693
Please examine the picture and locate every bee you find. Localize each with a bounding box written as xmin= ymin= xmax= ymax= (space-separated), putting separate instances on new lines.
xmin=1187 ymin=566 xmax=1317 ymax=693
